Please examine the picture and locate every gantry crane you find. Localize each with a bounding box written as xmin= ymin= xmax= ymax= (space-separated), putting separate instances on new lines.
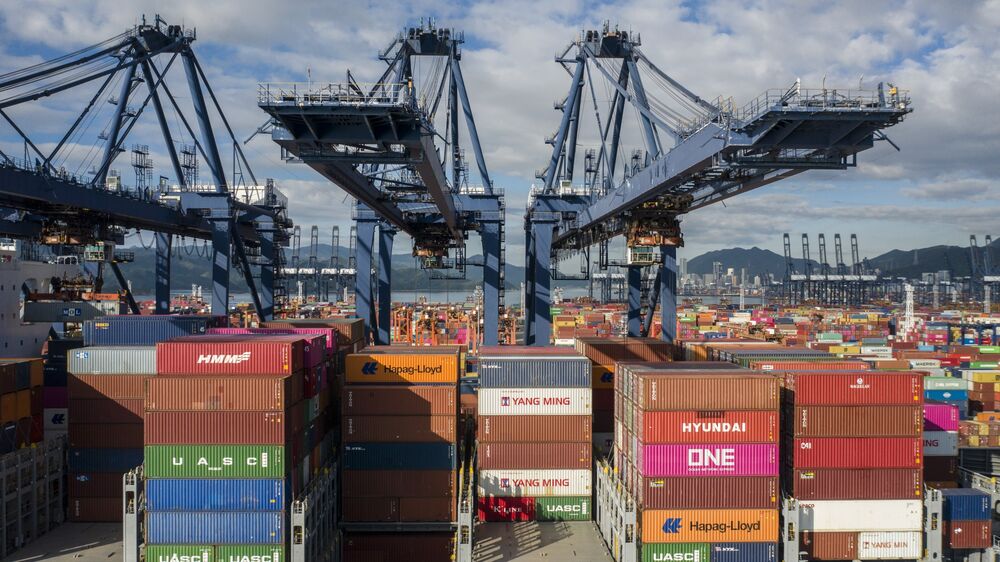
xmin=259 ymin=21 xmax=504 ymax=344
xmin=524 ymin=23 xmax=912 ymax=344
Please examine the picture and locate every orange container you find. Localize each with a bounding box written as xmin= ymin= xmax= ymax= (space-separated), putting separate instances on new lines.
xmin=345 ymin=347 xmax=462 ymax=384
xmin=16 ymin=389 xmax=31 ymax=419
xmin=640 ymin=508 xmax=779 ymax=543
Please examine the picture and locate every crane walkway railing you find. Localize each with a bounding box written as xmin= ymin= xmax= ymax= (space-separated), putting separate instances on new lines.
xmin=258 ymin=82 xmax=413 ymax=107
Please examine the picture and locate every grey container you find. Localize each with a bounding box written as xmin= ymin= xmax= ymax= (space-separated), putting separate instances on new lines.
xmin=68 ymin=346 xmax=157 ymax=375
xmin=478 ymin=356 xmax=591 ymax=388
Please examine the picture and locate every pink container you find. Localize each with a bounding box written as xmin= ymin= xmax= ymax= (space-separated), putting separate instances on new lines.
xmin=207 ymin=327 xmax=337 ymax=355
xmin=43 ymin=387 xmax=68 ymax=408
xmin=638 ymin=443 xmax=779 ymax=477
xmin=924 ymin=403 xmax=960 ymax=432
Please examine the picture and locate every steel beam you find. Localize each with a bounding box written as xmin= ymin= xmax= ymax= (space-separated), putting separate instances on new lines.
xmin=660 ymin=245 xmax=678 ymax=343
xmin=155 ymin=232 xmax=171 ymax=314
xmin=0 ymin=218 xmax=41 ymax=237
xmin=376 ymin=224 xmax=395 ymax=345
xmin=354 ymin=218 xmax=377 ymax=343
xmin=109 ymin=261 xmax=141 ymax=314
xmin=182 ymin=51 xmax=227 ymax=190
xmin=544 ymin=60 xmax=585 ymax=191
xmin=232 ymin=229 xmax=264 ymax=322
xmin=524 ymin=225 xmax=536 ymax=345
xmin=414 ymin=134 xmax=460 ymax=240
xmin=450 ymin=59 xmax=492 ymax=191
xmin=529 ymin=217 xmax=557 ymax=346
xmin=481 ymin=220 xmax=501 ymax=346
xmin=95 ymin=61 xmax=138 ymax=187
xmin=302 ymin=159 xmax=409 ymax=233
xmin=140 ymin=60 xmax=186 ymax=186
xmin=258 ymin=217 xmax=276 ymax=321
xmin=209 ymin=219 xmax=231 ymax=316
xmin=643 ymin=268 xmax=661 ymax=337
xmin=627 ymin=266 xmax=642 ymax=336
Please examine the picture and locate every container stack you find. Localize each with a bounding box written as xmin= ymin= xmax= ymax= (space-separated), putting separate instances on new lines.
xmin=940 ymin=488 xmax=992 ymax=552
xmin=0 ymin=359 xmax=43 ymax=454
xmin=784 ymin=372 xmax=924 ymax=560
xmin=925 ymin=377 xmax=968 ymax=420
xmin=41 ymin=338 xmax=83 ymax=440
xmin=476 ymin=347 xmax=592 ymax=522
xmin=340 ymin=346 xmax=461 ymax=561
xmin=143 ymin=333 xmax=331 ymax=561
xmin=615 ymin=365 xmax=781 ymax=561
xmin=924 ymin=401 xmax=960 ymax=481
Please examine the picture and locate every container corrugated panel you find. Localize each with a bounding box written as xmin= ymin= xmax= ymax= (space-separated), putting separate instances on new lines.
xmin=69 ymin=497 xmax=122 ymax=522
xmin=216 ymin=546 xmax=286 ymax=561
xmin=639 ymin=509 xmax=778 ymax=543
xmin=534 ymin=496 xmax=591 ymax=521
xmin=345 ymin=349 xmax=461 ymax=384
xmin=925 ymin=389 xmax=968 ymax=401
xmin=144 ymin=445 xmax=286 ymax=478
xmin=68 ymin=347 xmax=156 ymax=375
xmin=145 ymin=376 xmax=300 ymax=412
xmin=145 ymin=479 xmax=284 ymax=511
xmin=145 ymin=546 xmax=216 ymax=562
xmin=144 ymin=411 xmax=287 ymax=445
xmin=262 ymin=317 xmax=364 ymax=346
xmin=342 ymin=386 xmax=457 ymax=415
xmin=478 ymin=415 xmax=592 ymax=443
xmin=343 ymin=415 xmax=456 ymax=442
xmin=800 ymin=531 xmax=857 ymax=560
xmin=341 ymin=533 xmax=454 ymax=562
xmin=83 ymin=315 xmax=222 ymax=346
xmin=789 ymin=406 xmax=922 ymax=437
xmin=798 ymin=500 xmax=922 ymax=531
xmin=640 ymin=543 xmax=710 ymax=562
xmin=923 ymin=431 xmax=958 ymax=456
xmin=857 ymin=531 xmax=923 ymax=559
xmin=639 ymin=444 xmax=778 ymax=477
xmin=924 ymin=377 xmax=968 ymax=390
xmin=478 ymin=388 xmax=592 ymax=415
xmin=156 ymin=336 xmax=304 ymax=375
xmin=791 ymin=438 xmax=921 ymax=468
xmin=69 ymin=374 xmax=150 ymax=399
xmin=208 ymin=326 xmax=337 ymax=352
xmin=69 ymin=398 xmax=143 ymax=423
xmin=68 ymin=448 xmax=143 ymax=472
xmin=341 ymin=470 xmax=455 ymax=498
xmin=575 ymin=337 xmax=674 ymax=367
xmin=478 ymin=443 xmax=591 ymax=470
xmin=632 ymin=372 xmax=779 ymax=411
xmin=945 ymin=520 xmax=991 ymax=548
xmin=477 ymin=356 xmax=591 ymax=388
xmin=753 ymin=360 xmax=870 ymax=372
xmin=789 ymin=469 xmax=922 ymax=500
xmin=638 ymin=476 xmax=778 ymax=509
xmin=68 ymin=472 xmax=124 ymax=498
xmin=638 ymin=410 xmax=778 ymax=443
xmin=921 ymin=402 xmax=959 ymax=432
xmin=343 ymin=443 xmax=456 ymax=470
xmin=70 ymin=423 xmax=142 ymax=448
xmin=478 ymin=469 xmax=591 ymax=497
xmin=711 ymin=542 xmax=779 ymax=562
xmin=146 ymin=512 xmax=283 ymax=544
xmin=941 ymin=488 xmax=991 ymax=520
xmin=477 ymin=496 xmax=535 ymax=521
xmin=783 ymin=372 xmax=922 ymax=405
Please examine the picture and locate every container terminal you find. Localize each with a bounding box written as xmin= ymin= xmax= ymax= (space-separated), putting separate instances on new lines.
xmin=2 ymin=12 xmax=999 ymax=562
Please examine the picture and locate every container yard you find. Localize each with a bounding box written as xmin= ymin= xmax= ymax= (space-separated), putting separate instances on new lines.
xmin=3 ymin=5 xmax=1000 ymax=562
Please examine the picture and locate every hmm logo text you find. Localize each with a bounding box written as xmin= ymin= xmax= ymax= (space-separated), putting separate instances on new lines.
xmin=197 ymin=352 xmax=252 ymax=364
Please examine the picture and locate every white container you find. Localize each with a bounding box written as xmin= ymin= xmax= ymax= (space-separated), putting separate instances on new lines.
xmin=858 ymin=531 xmax=922 ymax=560
xmin=554 ymin=339 xmax=576 ymax=346
xmin=860 ymin=346 xmax=892 ymax=357
xmin=478 ymin=469 xmax=591 ymax=497
xmin=478 ymin=388 xmax=592 ymax=416
xmin=68 ymin=346 xmax=157 ymax=375
xmin=923 ymin=431 xmax=959 ymax=457
xmin=798 ymin=500 xmax=922 ymax=531
xmin=910 ymin=359 xmax=941 ymax=369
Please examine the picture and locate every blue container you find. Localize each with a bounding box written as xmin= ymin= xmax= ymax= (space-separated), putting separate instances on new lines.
xmin=924 ymin=390 xmax=968 ymax=402
xmin=918 ymin=345 xmax=936 ymax=351
xmin=941 ymin=488 xmax=991 ymax=520
xmin=343 ymin=443 xmax=456 ymax=470
xmin=477 ymin=356 xmax=591 ymax=388
xmin=146 ymin=479 xmax=285 ymax=511
xmin=146 ymin=512 xmax=283 ymax=544
xmin=45 ymin=338 xmax=84 ymax=361
xmin=711 ymin=543 xmax=778 ymax=562
xmin=13 ymin=366 xmax=30 ymax=390
xmin=43 ymin=367 xmax=68 ymax=387
xmin=68 ymin=448 xmax=143 ymax=472
xmin=83 ymin=315 xmax=223 ymax=346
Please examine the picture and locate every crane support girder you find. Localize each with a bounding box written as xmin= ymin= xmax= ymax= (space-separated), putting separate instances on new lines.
xmin=415 ymin=133 xmax=461 ymax=240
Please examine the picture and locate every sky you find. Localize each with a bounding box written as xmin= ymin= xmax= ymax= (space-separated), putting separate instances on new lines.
xmin=0 ymin=0 xmax=998 ymax=268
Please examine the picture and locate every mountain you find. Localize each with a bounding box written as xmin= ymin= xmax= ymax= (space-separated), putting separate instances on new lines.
xmin=686 ymin=247 xmax=818 ymax=279
xmin=867 ymin=242 xmax=998 ymax=278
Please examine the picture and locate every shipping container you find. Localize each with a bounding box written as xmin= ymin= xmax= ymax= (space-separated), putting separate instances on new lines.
xmin=576 ymin=337 xmax=675 ymax=367
xmin=944 ymin=520 xmax=991 ymax=549
xmin=262 ymin=317 xmax=365 ymax=346
xmin=144 ymin=445 xmax=285 ymax=478
xmin=798 ymin=500 xmax=922 ymax=531
xmin=146 ymin=512 xmax=283 ymax=544
xmin=941 ymin=488 xmax=991 ymax=520
xmin=343 ymin=415 xmax=456 ymax=442
xmin=216 ymin=546 xmax=285 ymax=562
xmin=641 ymin=543 xmax=710 ymax=562
xmin=783 ymin=373 xmax=922 ymax=405
xmin=639 ymin=444 xmax=778 ymax=477
xmin=156 ymin=335 xmax=309 ymax=375
xmin=144 ymin=376 xmax=301 ymax=412
xmin=478 ymin=388 xmax=592 ymax=416
xmin=341 ymin=470 xmax=455 ymax=498
xmin=68 ymin=346 xmax=156 ymax=375
xmin=69 ymin=398 xmax=143 ymax=423
xmin=70 ymin=423 xmax=142 ymax=448
xmin=341 ymin=386 xmax=456 ymax=416
xmin=478 ymin=442 xmax=591 ymax=470
xmin=345 ymin=347 xmax=462 ymax=384
xmin=69 ymin=497 xmax=123 ymax=522
xmin=800 ymin=531 xmax=857 ymax=560
xmin=84 ymin=315 xmax=222 ymax=346
xmin=629 ymin=371 xmax=779 ymax=411
xmin=638 ymin=476 xmax=778 ymax=509
xmin=341 ymin=533 xmax=454 ymax=562
xmin=711 ymin=542 xmax=779 ymax=562
xmin=208 ymin=326 xmax=338 ymax=352
xmin=343 ymin=443 xmax=456 ymax=471
xmin=639 ymin=509 xmax=778 ymax=543
xmin=788 ymin=406 xmax=921 ymax=437
xmin=144 ymin=411 xmax=288 ymax=445
xmin=477 ymin=356 xmax=591 ymax=388
xmin=637 ymin=410 xmax=778 ymax=444
xmin=923 ymin=431 xmax=958 ymax=456
xmin=68 ymin=448 xmax=143 ymax=472
xmin=70 ymin=374 xmax=150 ymax=399
xmin=68 ymin=472 xmax=125 ymax=498
xmin=144 ymin=545 xmax=216 ymax=562
xmin=790 ymin=437 xmax=921 ymax=468
xmin=924 ymin=403 xmax=961 ymax=431
xmin=788 ymin=469 xmax=922 ymax=500
xmin=145 ymin=479 xmax=284 ymax=511
xmin=477 ymin=415 xmax=592 ymax=443
xmin=857 ymin=531 xmax=923 ymax=560
xmin=477 ymin=496 xmax=535 ymax=521
xmin=534 ymin=496 xmax=591 ymax=521
xmin=478 ymin=469 xmax=591 ymax=497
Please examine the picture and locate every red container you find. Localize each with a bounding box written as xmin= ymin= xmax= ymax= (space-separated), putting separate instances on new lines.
xmin=946 ymin=520 xmax=991 ymax=549
xmin=801 ymin=531 xmax=857 ymax=560
xmin=156 ymin=335 xmax=307 ymax=375
xmin=631 ymin=372 xmax=780 ymax=411
xmin=69 ymin=374 xmax=150 ymax=400
xmin=342 ymin=386 xmax=456 ymax=416
xmin=637 ymin=476 xmax=778 ymax=509
xmin=343 ymin=416 xmax=456 ymax=442
xmin=143 ymin=411 xmax=288 ymax=444
xmin=478 ymin=443 xmax=591 ymax=470
xmin=788 ymin=469 xmax=922 ymax=499
xmin=477 ymin=496 xmax=536 ymax=521
xmin=69 ymin=423 xmax=143 ymax=448
xmin=637 ymin=410 xmax=778 ymax=444
xmin=788 ymin=406 xmax=922 ymax=437
xmin=478 ymin=415 xmax=591 ymax=443
xmin=791 ymin=437 xmax=922 ymax=468
xmin=576 ymin=337 xmax=674 ymax=367
xmin=752 ymin=361 xmax=870 ymax=372
xmin=340 ymin=470 xmax=456 ymax=498
xmin=69 ymin=399 xmax=143 ymax=424
xmin=783 ymin=372 xmax=922 ymax=405
xmin=144 ymin=376 xmax=301 ymax=411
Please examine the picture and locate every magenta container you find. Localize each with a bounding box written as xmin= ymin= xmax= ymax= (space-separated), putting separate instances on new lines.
xmin=43 ymin=387 xmax=68 ymax=408
xmin=924 ymin=403 xmax=960 ymax=431
xmin=638 ymin=443 xmax=779 ymax=477
xmin=205 ymin=328 xmax=331 ymax=364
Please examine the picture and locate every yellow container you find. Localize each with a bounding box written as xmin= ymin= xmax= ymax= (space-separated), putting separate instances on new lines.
xmin=346 ymin=347 xmax=462 ymax=384
xmin=592 ymin=365 xmax=613 ymax=389
xmin=970 ymin=371 xmax=1000 ymax=384
xmin=15 ymin=389 xmax=31 ymax=419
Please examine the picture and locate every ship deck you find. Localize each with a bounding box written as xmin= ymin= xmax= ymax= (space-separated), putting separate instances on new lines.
xmin=472 ymin=521 xmax=612 ymax=562
xmin=2 ymin=523 xmax=122 ymax=562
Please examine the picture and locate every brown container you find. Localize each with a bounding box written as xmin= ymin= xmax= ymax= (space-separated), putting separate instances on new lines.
xmin=638 ymin=475 xmax=779 ymax=509
xmin=477 ymin=415 xmax=592 ymax=443
xmin=343 ymin=415 xmax=456 ymax=442
xmin=946 ymin=520 xmax=992 ymax=549
xmin=342 ymin=386 xmax=456 ymax=416
xmin=788 ymin=468 xmax=922 ymax=500
xmin=264 ymin=317 xmax=365 ymax=346
xmin=924 ymin=456 xmax=958 ymax=481
xmin=575 ymin=337 xmax=674 ymax=367
xmin=68 ymin=472 xmax=122 ymax=498
xmin=341 ymin=470 xmax=456 ymax=498
xmin=69 ymin=399 xmax=143 ymax=424
xmin=342 ymin=497 xmax=398 ymax=522
xmin=342 ymin=497 xmax=456 ymax=523
xmin=69 ymin=423 xmax=143 ymax=448
xmin=478 ymin=346 xmax=582 ymax=356
xmin=631 ymin=370 xmax=780 ymax=411
xmin=789 ymin=405 xmax=922 ymax=437
xmin=342 ymin=533 xmax=454 ymax=562
xmin=69 ymin=374 xmax=150 ymax=400
xmin=143 ymin=410 xmax=288 ymax=445
xmin=69 ymin=497 xmax=121 ymax=522
xmin=400 ymin=497 xmax=456 ymax=522
xmin=477 ymin=442 xmax=591 ymax=470
xmin=144 ymin=376 xmax=301 ymax=411
xmin=801 ymin=531 xmax=858 ymax=560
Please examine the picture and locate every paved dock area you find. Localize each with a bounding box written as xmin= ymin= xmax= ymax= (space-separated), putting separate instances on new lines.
xmin=2 ymin=523 xmax=122 ymax=562
xmin=473 ymin=521 xmax=613 ymax=562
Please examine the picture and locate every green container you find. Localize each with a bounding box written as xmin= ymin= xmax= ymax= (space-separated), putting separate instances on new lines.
xmin=146 ymin=545 xmax=214 ymax=562
xmin=924 ymin=376 xmax=968 ymax=391
xmin=535 ymin=496 xmax=591 ymax=521
xmin=641 ymin=543 xmax=710 ymax=562
xmin=144 ymin=445 xmax=286 ymax=478
xmin=216 ymin=545 xmax=284 ymax=561
xmin=978 ymin=346 xmax=1000 ymax=354
xmin=970 ymin=362 xmax=1000 ymax=369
